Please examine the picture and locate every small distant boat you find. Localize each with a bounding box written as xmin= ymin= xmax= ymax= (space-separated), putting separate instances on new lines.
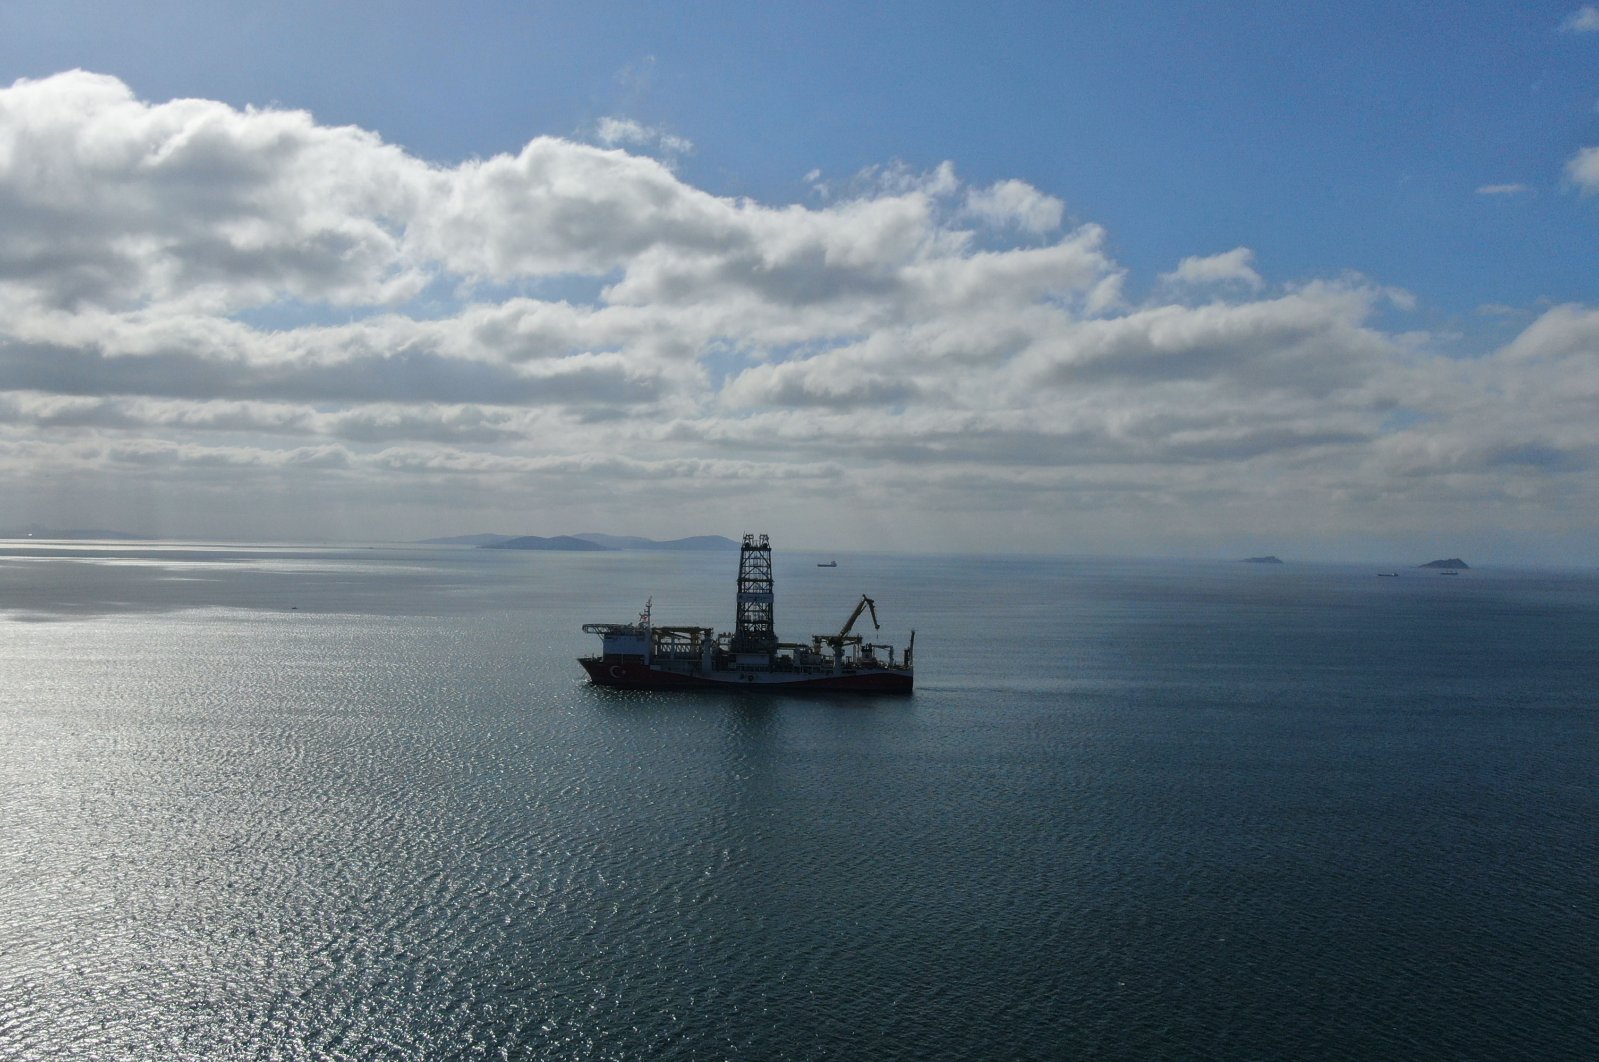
xmin=1439 ymin=570 xmax=1460 ymax=575
xmin=1377 ymin=572 xmax=1399 ymax=577
xmin=817 ymin=560 xmax=837 ymax=567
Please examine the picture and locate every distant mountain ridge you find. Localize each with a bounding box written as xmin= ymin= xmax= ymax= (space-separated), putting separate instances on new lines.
xmin=1420 ymin=558 xmax=1470 ymax=569
xmin=420 ymin=533 xmax=741 ymax=552
xmin=571 ymin=533 xmax=740 ymax=551
xmin=483 ymin=535 xmax=611 ymax=552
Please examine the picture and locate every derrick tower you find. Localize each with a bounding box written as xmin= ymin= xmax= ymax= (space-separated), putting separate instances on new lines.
xmin=732 ymin=532 xmax=777 ymax=654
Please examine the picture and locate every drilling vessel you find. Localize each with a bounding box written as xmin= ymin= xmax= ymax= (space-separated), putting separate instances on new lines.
xmin=579 ymin=533 xmax=914 ymax=692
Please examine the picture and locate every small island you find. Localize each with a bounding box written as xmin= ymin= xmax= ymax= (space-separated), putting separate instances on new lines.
xmin=1242 ymin=555 xmax=1284 ymax=564
xmin=1420 ymin=558 xmax=1469 ymax=569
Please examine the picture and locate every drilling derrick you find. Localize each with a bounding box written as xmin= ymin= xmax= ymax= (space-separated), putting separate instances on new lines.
xmin=732 ymin=532 xmax=777 ymax=655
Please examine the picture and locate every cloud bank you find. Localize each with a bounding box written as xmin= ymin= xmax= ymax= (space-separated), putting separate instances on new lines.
xmin=2 ymin=71 xmax=1596 ymax=557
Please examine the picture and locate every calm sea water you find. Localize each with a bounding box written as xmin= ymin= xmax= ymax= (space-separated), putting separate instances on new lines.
xmin=2 ymin=542 xmax=1595 ymax=1060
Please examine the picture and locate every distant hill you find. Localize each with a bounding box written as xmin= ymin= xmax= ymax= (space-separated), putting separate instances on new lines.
xmin=482 ymin=535 xmax=612 ymax=551
xmin=417 ymin=533 xmax=518 ymax=546
xmin=572 ymin=533 xmax=739 ymax=551
xmin=1420 ymin=558 xmax=1470 ymax=569
xmin=1242 ymin=555 xmax=1284 ymax=564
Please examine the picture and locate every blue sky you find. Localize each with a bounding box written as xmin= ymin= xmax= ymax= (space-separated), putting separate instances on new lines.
xmin=1 ymin=2 xmax=1597 ymax=559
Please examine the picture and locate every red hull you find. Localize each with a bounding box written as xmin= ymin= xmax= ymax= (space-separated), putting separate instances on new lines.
xmin=580 ymin=657 xmax=912 ymax=693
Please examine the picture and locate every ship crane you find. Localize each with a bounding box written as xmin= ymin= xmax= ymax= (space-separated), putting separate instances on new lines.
xmin=812 ymin=594 xmax=880 ymax=668
xmin=829 ymin=594 xmax=878 ymax=642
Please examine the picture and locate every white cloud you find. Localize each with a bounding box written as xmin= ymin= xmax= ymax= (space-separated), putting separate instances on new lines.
xmin=852 ymin=160 xmax=960 ymax=199
xmin=592 ymin=116 xmax=693 ymax=159
xmin=1160 ymin=247 xmax=1264 ymax=290
xmin=2 ymin=71 xmax=1598 ymax=555
xmin=0 ymin=71 xmax=429 ymax=314
xmin=414 ymin=138 xmax=738 ymax=281
xmin=962 ymin=179 xmax=1064 ymax=234
xmin=594 ymin=116 xmax=651 ymax=147
xmin=1567 ymin=146 xmax=1599 ymax=193
xmin=1476 ymin=183 xmax=1531 ymax=196
xmin=1562 ymin=5 xmax=1599 ymax=31
xmin=1496 ymin=302 xmax=1599 ymax=362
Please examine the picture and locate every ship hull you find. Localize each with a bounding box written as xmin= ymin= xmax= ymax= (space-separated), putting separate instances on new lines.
xmin=580 ymin=657 xmax=912 ymax=693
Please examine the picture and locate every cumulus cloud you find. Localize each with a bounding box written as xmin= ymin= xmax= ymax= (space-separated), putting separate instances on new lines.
xmin=1160 ymin=247 xmax=1264 ymax=290
xmin=0 ymin=71 xmax=428 ymax=313
xmin=962 ymin=179 xmax=1064 ymax=234
xmin=2 ymin=71 xmax=1597 ymax=553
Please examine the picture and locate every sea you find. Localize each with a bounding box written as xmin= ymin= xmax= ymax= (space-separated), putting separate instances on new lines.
xmin=2 ymin=541 xmax=1595 ymax=1060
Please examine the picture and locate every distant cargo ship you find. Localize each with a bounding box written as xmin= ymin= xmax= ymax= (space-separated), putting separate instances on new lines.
xmin=580 ymin=534 xmax=914 ymax=692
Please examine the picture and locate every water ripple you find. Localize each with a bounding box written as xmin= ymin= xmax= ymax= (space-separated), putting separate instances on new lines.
xmin=3 ymin=554 xmax=1597 ymax=1058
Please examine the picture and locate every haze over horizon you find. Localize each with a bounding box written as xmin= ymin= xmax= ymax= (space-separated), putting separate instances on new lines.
xmin=3 ymin=3 xmax=1598 ymax=564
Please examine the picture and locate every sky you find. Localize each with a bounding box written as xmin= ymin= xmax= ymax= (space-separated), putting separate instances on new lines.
xmin=1 ymin=2 xmax=1597 ymax=560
